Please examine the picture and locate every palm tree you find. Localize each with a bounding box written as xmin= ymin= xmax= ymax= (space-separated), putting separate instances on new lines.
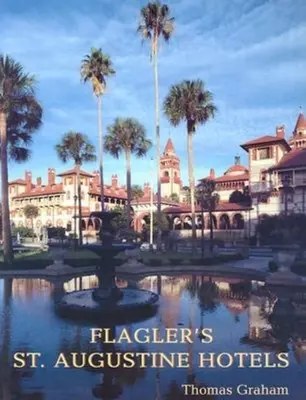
xmin=137 ymin=1 xmax=175 ymax=247
xmin=55 ymin=132 xmax=96 ymax=245
xmin=23 ymin=204 xmax=39 ymax=242
xmin=104 ymin=118 xmax=152 ymax=227
xmin=0 ymin=54 xmax=42 ymax=264
xmin=164 ymin=80 xmax=217 ymax=247
xmin=131 ymin=184 xmax=144 ymax=202
xmin=196 ymin=179 xmax=220 ymax=252
xmin=81 ymin=48 xmax=115 ymax=212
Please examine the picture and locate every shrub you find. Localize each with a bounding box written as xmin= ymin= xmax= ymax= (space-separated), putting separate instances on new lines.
xmin=268 ymin=260 xmax=278 ymax=272
xmin=12 ymin=226 xmax=35 ymax=238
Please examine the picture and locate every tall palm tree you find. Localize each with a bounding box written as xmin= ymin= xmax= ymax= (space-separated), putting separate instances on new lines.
xmin=81 ymin=48 xmax=115 ymax=212
xmin=55 ymin=131 xmax=96 ymax=245
xmin=104 ymin=118 xmax=152 ymax=227
xmin=196 ymin=179 xmax=220 ymax=252
xmin=164 ymin=80 xmax=217 ymax=247
xmin=137 ymin=1 xmax=175 ymax=247
xmin=0 ymin=54 xmax=42 ymax=264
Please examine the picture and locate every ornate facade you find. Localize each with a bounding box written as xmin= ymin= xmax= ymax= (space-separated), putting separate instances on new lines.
xmin=8 ymin=111 xmax=306 ymax=239
xmin=9 ymin=168 xmax=127 ymax=236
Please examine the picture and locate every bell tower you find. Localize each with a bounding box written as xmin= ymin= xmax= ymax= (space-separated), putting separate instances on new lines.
xmin=288 ymin=111 xmax=306 ymax=149
xmin=160 ymin=138 xmax=181 ymax=199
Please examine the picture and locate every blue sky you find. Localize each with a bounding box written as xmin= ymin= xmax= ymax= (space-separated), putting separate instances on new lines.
xmin=1 ymin=0 xmax=306 ymax=188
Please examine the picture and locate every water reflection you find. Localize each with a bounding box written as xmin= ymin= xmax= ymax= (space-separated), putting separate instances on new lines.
xmin=0 ymin=274 xmax=305 ymax=399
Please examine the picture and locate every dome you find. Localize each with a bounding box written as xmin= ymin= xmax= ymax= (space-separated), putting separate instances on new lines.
xmin=225 ymin=164 xmax=248 ymax=176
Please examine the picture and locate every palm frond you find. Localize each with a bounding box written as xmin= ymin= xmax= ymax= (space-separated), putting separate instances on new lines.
xmin=105 ymin=117 xmax=152 ymax=159
xmin=55 ymin=131 xmax=96 ymax=165
xmin=0 ymin=54 xmax=42 ymax=165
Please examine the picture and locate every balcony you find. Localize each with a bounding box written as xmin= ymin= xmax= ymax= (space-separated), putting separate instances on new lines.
xmin=250 ymin=181 xmax=273 ymax=193
xmin=276 ymin=176 xmax=306 ymax=188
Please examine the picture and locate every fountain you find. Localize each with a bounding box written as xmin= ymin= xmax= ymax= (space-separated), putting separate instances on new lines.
xmin=267 ymin=249 xmax=303 ymax=287
xmin=57 ymin=211 xmax=158 ymax=322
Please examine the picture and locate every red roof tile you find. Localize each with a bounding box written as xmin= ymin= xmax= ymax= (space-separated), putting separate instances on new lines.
xmin=57 ymin=167 xmax=94 ymax=177
xmin=9 ymin=179 xmax=27 ymax=185
xmin=214 ymin=172 xmax=249 ymax=183
xmin=131 ymin=195 xmax=178 ymax=206
xmin=89 ymin=185 xmax=127 ymax=199
xmin=240 ymin=135 xmax=290 ymax=151
xmin=164 ymin=138 xmax=175 ymax=153
xmin=269 ymin=149 xmax=306 ymax=170
xmin=294 ymin=113 xmax=306 ymax=132
xmin=12 ymin=184 xmax=65 ymax=198
xmin=225 ymin=164 xmax=248 ymax=174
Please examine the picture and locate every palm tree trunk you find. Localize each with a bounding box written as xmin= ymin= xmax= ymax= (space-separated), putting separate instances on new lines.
xmin=0 ymin=112 xmax=13 ymax=264
xmin=125 ymin=150 xmax=132 ymax=229
xmin=209 ymin=211 xmax=214 ymax=252
xmin=97 ymin=96 xmax=105 ymax=211
xmin=31 ymin=218 xmax=34 ymax=242
xmin=187 ymin=129 xmax=197 ymax=249
xmin=153 ymin=36 xmax=162 ymax=250
xmin=76 ymin=164 xmax=83 ymax=245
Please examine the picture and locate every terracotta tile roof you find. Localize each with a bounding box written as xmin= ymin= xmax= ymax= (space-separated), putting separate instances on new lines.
xmin=240 ymin=135 xmax=290 ymax=151
xmin=225 ymin=164 xmax=248 ymax=174
xmin=163 ymin=202 xmax=251 ymax=214
xmin=214 ymin=172 xmax=249 ymax=183
xmin=89 ymin=185 xmax=127 ymax=199
xmin=269 ymin=149 xmax=306 ymax=170
xmin=57 ymin=167 xmax=94 ymax=177
xmin=12 ymin=183 xmax=65 ymax=198
xmin=294 ymin=113 xmax=306 ymax=132
xmin=164 ymin=138 xmax=175 ymax=153
xmin=131 ymin=195 xmax=179 ymax=206
xmin=9 ymin=179 xmax=27 ymax=185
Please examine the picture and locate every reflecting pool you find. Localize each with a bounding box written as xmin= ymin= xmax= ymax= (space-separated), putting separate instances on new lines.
xmin=0 ymin=274 xmax=306 ymax=399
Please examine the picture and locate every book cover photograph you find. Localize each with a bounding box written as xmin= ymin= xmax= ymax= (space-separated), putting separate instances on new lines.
xmin=0 ymin=0 xmax=306 ymax=399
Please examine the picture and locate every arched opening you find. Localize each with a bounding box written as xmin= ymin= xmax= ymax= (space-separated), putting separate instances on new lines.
xmin=233 ymin=214 xmax=244 ymax=229
xmin=66 ymin=222 xmax=72 ymax=232
xmin=196 ymin=215 xmax=204 ymax=229
xmin=183 ymin=216 xmax=192 ymax=230
xmin=172 ymin=216 xmax=182 ymax=230
xmin=88 ymin=219 xmax=94 ymax=231
xmin=94 ymin=218 xmax=101 ymax=231
xmin=164 ymin=171 xmax=169 ymax=177
xmin=219 ymin=214 xmax=231 ymax=230
xmin=81 ymin=219 xmax=86 ymax=231
xmin=207 ymin=215 xmax=217 ymax=229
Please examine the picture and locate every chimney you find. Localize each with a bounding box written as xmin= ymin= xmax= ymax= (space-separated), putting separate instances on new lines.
xmin=209 ymin=168 xmax=215 ymax=179
xmin=48 ymin=168 xmax=56 ymax=186
xmin=25 ymin=171 xmax=32 ymax=191
xmin=276 ymin=125 xmax=285 ymax=138
xmin=111 ymin=174 xmax=118 ymax=189
xmin=37 ymin=177 xmax=42 ymax=187
xmin=143 ymin=182 xmax=151 ymax=197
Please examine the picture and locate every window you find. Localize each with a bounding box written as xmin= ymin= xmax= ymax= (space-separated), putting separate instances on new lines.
xmin=164 ymin=171 xmax=169 ymax=177
xmin=258 ymin=147 xmax=271 ymax=160
xmin=66 ymin=191 xmax=71 ymax=200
